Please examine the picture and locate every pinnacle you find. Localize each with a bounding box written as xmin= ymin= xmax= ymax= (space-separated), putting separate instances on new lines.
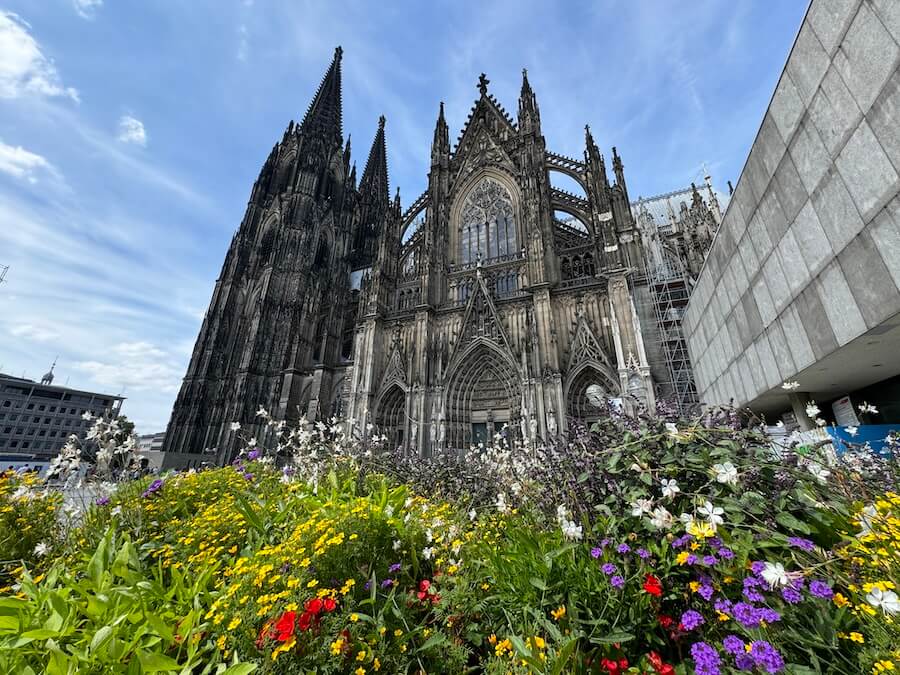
xmin=300 ymin=47 xmax=344 ymax=143
xmin=360 ymin=115 xmax=389 ymax=205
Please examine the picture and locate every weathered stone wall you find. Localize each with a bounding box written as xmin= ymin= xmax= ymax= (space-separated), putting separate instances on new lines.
xmin=684 ymin=0 xmax=900 ymax=407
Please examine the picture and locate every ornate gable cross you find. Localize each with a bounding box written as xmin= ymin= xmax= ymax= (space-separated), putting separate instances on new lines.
xmin=478 ymin=73 xmax=490 ymax=96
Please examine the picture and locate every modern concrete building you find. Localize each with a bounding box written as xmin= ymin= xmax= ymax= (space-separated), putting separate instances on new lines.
xmin=0 ymin=368 xmax=124 ymax=468
xmin=684 ymin=0 xmax=900 ymax=428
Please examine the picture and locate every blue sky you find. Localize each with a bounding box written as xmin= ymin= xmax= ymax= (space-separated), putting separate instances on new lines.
xmin=0 ymin=0 xmax=808 ymax=433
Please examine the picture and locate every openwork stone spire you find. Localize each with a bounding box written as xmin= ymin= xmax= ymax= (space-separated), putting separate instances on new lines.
xmin=300 ymin=46 xmax=343 ymax=144
xmin=360 ymin=115 xmax=389 ymax=206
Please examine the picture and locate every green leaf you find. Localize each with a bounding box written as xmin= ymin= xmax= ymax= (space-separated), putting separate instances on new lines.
xmin=775 ymin=512 xmax=811 ymax=535
xmin=590 ymin=631 xmax=634 ymax=644
xmin=234 ymin=493 xmax=265 ymax=536
xmin=20 ymin=628 xmax=58 ymax=639
xmin=145 ymin=613 xmax=174 ymax=642
xmin=529 ymin=577 xmax=547 ymax=591
xmin=138 ymin=651 xmax=182 ymax=672
xmin=90 ymin=625 xmax=113 ymax=652
xmin=0 ymin=615 xmax=19 ymax=632
xmin=416 ymin=632 xmax=447 ymax=653
xmin=220 ymin=665 xmax=258 ymax=675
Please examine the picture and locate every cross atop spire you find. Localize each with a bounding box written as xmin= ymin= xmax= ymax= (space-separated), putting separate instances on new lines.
xmin=478 ymin=73 xmax=490 ymax=96
xmin=300 ymin=46 xmax=343 ymax=144
xmin=359 ymin=115 xmax=389 ymax=206
xmin=520 ymin=68 xmax=533 ymax=98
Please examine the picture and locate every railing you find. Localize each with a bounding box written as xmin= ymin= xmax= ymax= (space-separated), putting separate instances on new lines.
xmin=446 ymin=257 xmax=528 ymax=307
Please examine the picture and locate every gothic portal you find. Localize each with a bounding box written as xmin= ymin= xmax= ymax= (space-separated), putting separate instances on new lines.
xmin=163 ymin=48 xmax=722 ymax=461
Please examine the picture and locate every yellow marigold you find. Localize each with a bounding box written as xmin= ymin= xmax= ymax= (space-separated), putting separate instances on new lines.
xmin=355 ymin=668 xmax=366 ymax=675
xmin=227 ymin=617 xmax=241 ymax=630
xmin=676 ymin=551 xmax=690 ymax=565
xmin=394 ymin=629 xmax=403 ymax=637
xmin=330 ymin=637 xmax=344 ymax=655
xmin=350 ymin=613 xmax=359 ymax=622
xmin=307 ymin=579 xmax=319 ymax=589
xmin=833 ymin=593 xmax=850 ymax=608
xmin=373 ymin=657 xmax=381 ymax=671
xmin=551 ymin=605 xmax=566 ymax=620
xmin=356 ymin=650 xmax=367 ymax=661
xmin=873 ymin=660 xmax=896 ymax=673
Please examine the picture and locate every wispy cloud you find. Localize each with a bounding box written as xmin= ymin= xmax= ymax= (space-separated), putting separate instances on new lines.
xmin=117 ymin=114 xmax=147 ymax=146
xmin=0 ymin=11 xmax=79 ymax=101
xmin=0 ymin=138 xmax=56 ymax=182
xmin=9 ymin=323 xmax=60 ymax=342
xmin=73 ymin=0 xmax=103 ymax=20
xmin=74 ymin=341 xmax=182 ymax=394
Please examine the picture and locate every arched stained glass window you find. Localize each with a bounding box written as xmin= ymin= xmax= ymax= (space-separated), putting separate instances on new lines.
xmin=458 ymin=177 xmax=517 ymax=264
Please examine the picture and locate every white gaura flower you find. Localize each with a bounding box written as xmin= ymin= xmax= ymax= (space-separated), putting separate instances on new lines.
xmin=650 ymin=506 xmax=674 ymax=529
xmin=256 ymin=406 xmax=269 ymax=417
xmin=679 ymin=512 xmax=696 ymax=527
xmin=664 ymin=422 xmax=679 ymax=438
xmin=392 ymin=539 xmax=401 ymax=551
xmin=698 ymin=501 xmax=724 ymax=528
xmin=230 ymin=422 xmax=241 ymax=431
xmin=11 ymin=486 xmax=30 ymax=500
xmin=630 ymin=498 xmax=654 ymax=517
xmin=858 ymin=504 xmax=878 ymax=537
xmin=866 ymin=587 xmax=900 ymax=615
xmin=807 ymin=462 xmax=831 ymax=484
xmin=846 ymin=426 xmax=858 ymax=437
xmin=805 ymin=402 xmax=821 ymax=419
xmin=81 ymin=410 xmax=94 ymax=421
xmin=496 ymin=493 xmax=508 ymax=513
xmin=422 ymin=546 xmax=434 ymax=560
xmin=468 ymin=509 xmax=477 ymax=521
xmin=384 ymin=505 xmax=394 ymax=518
xmin=560 ymin=518 xmax=583 ymax=541
xmin=661 ymin=478 xmax=680 ymax=500
xmin=33 ymin=542 xmax=48 ymax=557
xmin=781 ymin=381 xmax=800 ymax=390
xmin=761 ymin=562 xmax=790 ymax=588
xmin=712 ymin=462 xmax=738 ymax=485
xmin=858 ymin=402 xmax=879 ymax=415
xmin=248 ymin=437 xmax=258 ymax=447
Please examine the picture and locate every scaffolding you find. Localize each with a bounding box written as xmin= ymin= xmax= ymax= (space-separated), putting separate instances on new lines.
xmin=0 ymin=265 xmax=8 ymax=286
xmin=642 ymin=250 xmax=700 ymax=416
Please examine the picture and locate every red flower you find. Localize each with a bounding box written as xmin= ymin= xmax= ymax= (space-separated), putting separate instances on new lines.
xmin=657 ymin=614 xmax=674 ymax=629
xmin=648 ymin=651 xmax=675 ymax=675
xmin=323 ymin=597 xmax=337 ymax=612
xmin=297 ymin=611 xmax=313 ymax=632
xmin=256 ymin=619 xmax=274 ymax=649
xmin=600 ymin=657 xmax=628 ymax=675
xmin=305 ymin=597 xmax=324 ymax=615
xmin=643 ymin=574 xmax=663 ymax=597
xmin=274 ymin=611 xmax=296 ymax=642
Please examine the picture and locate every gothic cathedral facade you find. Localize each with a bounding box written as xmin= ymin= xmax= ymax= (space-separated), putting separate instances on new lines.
xmin=163 ymin=48 xmax=721 ymax=460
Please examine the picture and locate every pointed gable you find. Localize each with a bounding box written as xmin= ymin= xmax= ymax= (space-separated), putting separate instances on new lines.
xmin=449 ymin=270 xmax=514 ymax=364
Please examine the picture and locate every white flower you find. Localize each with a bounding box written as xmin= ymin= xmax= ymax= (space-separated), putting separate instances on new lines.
xmin=661 ymin=478 xmax=680 ymax=499
xmin=425 ymin=528 xmax=434 ymax=543
xmin=230 ymin=422 xmax=241 ymax=431
xmin=556 ymin=504 xmax=568 ymax=520
xmin=256 ymin=406 xmax=269 ymax=417
xmin=712 ymin=462 xmax=738 ymax=486
xmin=761 ymin=562 xmax=789 ymax=588
xmin=111 ymin=506 xmax=122 ymax=517
xmin=679 ymin=512 xmax=696 ymax=526
xmin=496 ymin=493 xmax=508 ymax=513
xmin=664 ymin=422 xmax=679 ymax=438
xmin=33 ymin=542 xmax=48 ymax=557
xmin=392 ymin=539 xmax=401 ymax=551
xmin=630 ymin=498 xmax=654 ymax=517
xmin=805 ymin=402 xmax=821 ymax=419
xmin=560 ymin=518 xmax=583 ymax=541
xmin=468 ymin=509 xmax=477 ymax=521
xmin=816 ymin=418 xmax=827 ymax=427
xmin=866 ymin=587 xmax=900 ymax=615
xmin=11 ymin=486 xmax=30 ymax=500
xmin=422 ymin=546 xmax=434 ymax=560
xmin=858 ymin=402 xmax=879 ymax=415
xmin=781 ymin=381 xmax=800 ymax=390
xmin=846 ymin=426 xmax=858 ymax=437
xmin=807 ymin=462 xmax=831 ymax=484
xmin=698 ymin=501 xmax=724 ymax=528
xmin=384 ymin=505 xmax=394 ymax=518
xmin=81 ymin=411 xmax=95 ymax=421
xmin=650 ymin=506 xmax=674 ymax=529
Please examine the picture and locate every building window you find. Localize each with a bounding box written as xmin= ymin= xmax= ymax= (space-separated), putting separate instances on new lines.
xmin=2 ymin=427 xmax=9 ymax=434
xmin=2 ymin=401 xmax=9 ymax=407
xmin=32 ymin=416 xmax=39 ymax=423
xmin=50 ymin=431 xmax=57 ymax=437
xmin=38 ymin=405 xmax=45 ymax=411
xmin=10 ymin=441 xmax=17 ymax=448
xmin=27 ymin=403 xmax=34 ymax=410
xmin=50 ymin=406 xmax=56 ymax=412
xmin=458 ymin=177 xmax=517 ymax=265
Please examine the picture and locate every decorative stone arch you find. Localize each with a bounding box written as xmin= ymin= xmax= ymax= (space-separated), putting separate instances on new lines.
xmin=448 ymin=168 xmax=523 ymax=267
xmin=564 ymin=361 xmax=620 ymax=424
xmin=442 ymin=336 xmax=522 ymax=450
xmin=373 ymin=382 xmax=408 ymax=450
xmin=400 ymin=191 xmax=429 ymax=241
xmin=551 ymin=202 xmax=593 ymax=235
xmin=547 ymin=165 xmax=588 ymax=195
xmin=314 ymin=226 xmax=335 ymax=267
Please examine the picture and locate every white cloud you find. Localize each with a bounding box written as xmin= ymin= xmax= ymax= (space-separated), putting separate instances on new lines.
xmin=9 ymin=323 xmax=60 ymax=342
xmin=0 ymin=12 xmax=79 ymax=101
xmin=74 ymin=341 xmax=182 ymax=393
xmin=73 ymin=0 xmax=103 ymax=20
xmin=117 ymin=115 xmax=147 ymax=146
xmin=0 ymin=139 xmax=55 ymax=183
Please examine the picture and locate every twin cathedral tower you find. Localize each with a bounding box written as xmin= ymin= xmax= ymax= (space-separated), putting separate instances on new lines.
xmin=163 ymin=47 xmax=720 ymax=460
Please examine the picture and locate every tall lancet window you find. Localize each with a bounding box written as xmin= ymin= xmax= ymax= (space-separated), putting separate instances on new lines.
xmin=458 ymin=177 xmax=517 ymax=265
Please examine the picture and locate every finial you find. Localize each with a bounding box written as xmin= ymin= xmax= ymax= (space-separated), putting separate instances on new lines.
xmin=478 ymin=73 xmax=490 ymax=96
xmin=334 ymin=46 xmax=343 ymax=60
xmin=378 ymin=114 xmax=386 ymax=129
xmin=439 ymin=101 xmax=445 ymax=116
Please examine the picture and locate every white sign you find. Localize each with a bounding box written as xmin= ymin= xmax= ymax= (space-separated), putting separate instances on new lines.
xmin=831 ymin=396 xmax=859 ymax=427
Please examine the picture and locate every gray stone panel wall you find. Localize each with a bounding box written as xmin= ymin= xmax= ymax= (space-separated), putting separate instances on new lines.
xmin=684 ymin=0 xmax=900 ymax=406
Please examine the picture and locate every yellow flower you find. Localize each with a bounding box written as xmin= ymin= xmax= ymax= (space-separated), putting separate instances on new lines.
xmin=532 ymin=636 xmax=546 ymax=650
xmin=330 ymin=637 xmax=344 ymax=655
xmin=350 ymin=613 xmax=359 ymax=622
xmin=227 ymin=617 xmax=241 ymax=630
xmin=551 ymin=605 xmax=566 ymax=620
xmin=373 ymin=657 xmax=381 ymax=671
xmin=676 ymin=551 xmax=690 ymax=565
xmin=357 ymin=650 xmax=367 ymax=661
xmin=355 ymin=668 xmax=366 ymax=675
xmin=833 ymin=593 xmax=850 ymax=608
xmin=307 ymin=579 xmax=319 ymax=588
xmin=689 ymin=581 xmax=701 ymax=593
xmin=874 ymin=661 xmax=896 ymax=673
xmin=216 ymin=635 xmax=227 ymax=651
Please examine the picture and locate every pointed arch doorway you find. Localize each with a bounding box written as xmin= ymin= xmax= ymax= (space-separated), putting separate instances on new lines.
xmin=443 ymin=340 xmax=521 ymax=450
xmin=374 ymin=383 xmax=407 ymax=451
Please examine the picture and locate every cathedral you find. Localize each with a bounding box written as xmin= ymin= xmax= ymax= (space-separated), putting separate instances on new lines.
xmin=162 ymin=47 xmax=722 ymax=461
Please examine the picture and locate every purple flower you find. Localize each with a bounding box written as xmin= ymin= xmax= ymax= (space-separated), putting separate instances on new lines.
xmin=757 ymin=607 xmax=781 ymax=624
xmin=242 ymin=472 xmax=254 ymax=481
xmin=743 ymin=587 xmax=765 ymax=603
xmin=591 ymin=547 xmax=602 ymax=559
xmin=637 ymin=548 xmax=650 ymax=559
xmin=735 ymin=653 xmax=755 ymax=671
xmin=141 ymin=479 xmax=164 ymax=498
xmin=750 ymin=561 xmax=766 ymax=575
xmin=601 ymin=563 xmax=617 ymax=576
xmin=95 ymin=496 xmax=110 ymax=506
xmin=699 ymin=583 xmax=714 ymax=601
xmin=600 ymin=538 xmax=611 ymax=548
xmin=388 ymin=562 xmax=401 ymax=573
xmin=733 ymin=602 xmax=760 ymax=628
xmin=681 ymin=609 xmax=705 ymax=631
xmin=610 ymin=575 xmax=625 ymax=589
xmin=714 ymin=598 xmax=733 ymax=614
xmin=749 ymin=640 xmax=785 ymax=673
xmin=722 ymin=635 xmax=745 ymax=656
xmin=247 ymin=448 xmax=261 ymax=460
xmin=702 ymin=555 xmax=717 ymax=566
xmin=686 ymin=554 xmax=698 ymax=565
xmin=616 ymin=543 xmax=631 ymax=554
xmin=787 ymin=536 xmax=815 ymax=551
xmin=809 ymin=580 xmax=834 ymax=599
xmin=718 ymin=548 xmax=734 ymax=560
xmin=781 ymin=587 xmax=802 ymax=604
xmin=381 ymin=578 xmax=394 ymax=588
xmin=690 ymin=641 xmax=721 ymax=675
xmin=672 ymin=534 xmax=693 ymax=548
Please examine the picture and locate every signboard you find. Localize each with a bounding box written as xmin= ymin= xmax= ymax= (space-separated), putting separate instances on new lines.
xmin=831 ymin=396 xmax=859 ymax=427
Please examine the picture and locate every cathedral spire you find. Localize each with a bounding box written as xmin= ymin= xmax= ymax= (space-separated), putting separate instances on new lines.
xmin=518 ymin=68 xmax=541 ymax=134
xmin=431 ymin=101 xmax=449 ymax=166
xmin=612 ymin=146 xmax=630 ymax=204
xmin=300 ymin=46 xmax=343 ymax=145
xmin=359 ymin=115 xmax=389 ymax=206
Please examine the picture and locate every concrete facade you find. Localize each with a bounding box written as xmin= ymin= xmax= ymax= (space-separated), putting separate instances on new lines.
xmin=684 ymin=0 xmax=900 ymax=421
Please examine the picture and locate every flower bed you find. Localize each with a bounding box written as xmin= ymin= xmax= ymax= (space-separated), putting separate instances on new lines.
xmin=0 ymin=410 xmax=898 ymax=674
